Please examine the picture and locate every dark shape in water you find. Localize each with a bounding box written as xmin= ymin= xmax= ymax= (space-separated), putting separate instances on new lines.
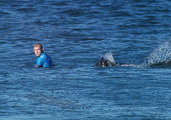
xmin=96 ymin=57 xmax=122 ymax=67
xmin=148 ymin=60 xmax=171 ymax=68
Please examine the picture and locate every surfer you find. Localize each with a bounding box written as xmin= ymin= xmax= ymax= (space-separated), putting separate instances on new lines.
xmin=34 ymin=43 xmax=53 ymax=67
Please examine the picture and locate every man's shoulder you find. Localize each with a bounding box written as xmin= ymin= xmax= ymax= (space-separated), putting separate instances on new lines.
xmin=39 ymin=53 xmax=48 ymax=59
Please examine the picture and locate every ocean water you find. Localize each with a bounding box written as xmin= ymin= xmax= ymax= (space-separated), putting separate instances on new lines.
xmin=0 ymin=0 xmax=171 ymax=120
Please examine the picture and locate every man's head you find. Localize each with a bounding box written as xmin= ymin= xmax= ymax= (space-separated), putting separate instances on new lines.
xmin=34 ymin=43 xmax=44 ymax=57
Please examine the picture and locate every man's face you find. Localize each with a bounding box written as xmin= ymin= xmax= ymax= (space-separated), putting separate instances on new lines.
xmin=34 ymin=46 xmax=43 ymax=57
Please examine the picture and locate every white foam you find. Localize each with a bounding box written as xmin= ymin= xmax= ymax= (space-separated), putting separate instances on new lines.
xmin=101 ymin=52 xmax=115 ymax=63
xmin=146 ymin=40 xmax=171 ymax=66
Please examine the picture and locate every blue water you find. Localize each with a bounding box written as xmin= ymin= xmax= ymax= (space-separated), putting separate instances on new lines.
xmin=0 ymin=0 xmax=171 ymax=120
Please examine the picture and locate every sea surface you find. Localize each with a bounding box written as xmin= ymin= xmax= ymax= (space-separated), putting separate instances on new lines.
xmin=0 ymin=0 xmax=171 ymax=120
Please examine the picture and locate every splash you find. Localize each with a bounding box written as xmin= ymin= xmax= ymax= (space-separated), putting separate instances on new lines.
xmin=146 ymin=40 xmax=171 ymax=67
xmin=96 ymin=52 xmax=116 ymax=67
xmin=97 ymin=41 xmax=171 ymax=68
xmin=97 ymin=52 xmax=141 ymax=67
xmin=101 ymin=52 xmax=115 ymax=63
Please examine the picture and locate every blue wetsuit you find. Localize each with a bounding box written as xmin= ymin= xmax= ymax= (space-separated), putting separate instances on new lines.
xmin=36 ymin=52 xmax=53 ymax=67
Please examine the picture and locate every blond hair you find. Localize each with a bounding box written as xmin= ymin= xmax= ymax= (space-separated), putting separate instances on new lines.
xmin=34 ymin=43 xmax=43 ymax=49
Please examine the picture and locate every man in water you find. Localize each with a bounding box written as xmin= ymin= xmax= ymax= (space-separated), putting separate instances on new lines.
xmin=34 ymin=43 xmax=53 ymax=67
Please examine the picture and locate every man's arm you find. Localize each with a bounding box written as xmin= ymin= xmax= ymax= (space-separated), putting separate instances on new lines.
xmin=34 ymin=64 xmax=41 ymax=67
